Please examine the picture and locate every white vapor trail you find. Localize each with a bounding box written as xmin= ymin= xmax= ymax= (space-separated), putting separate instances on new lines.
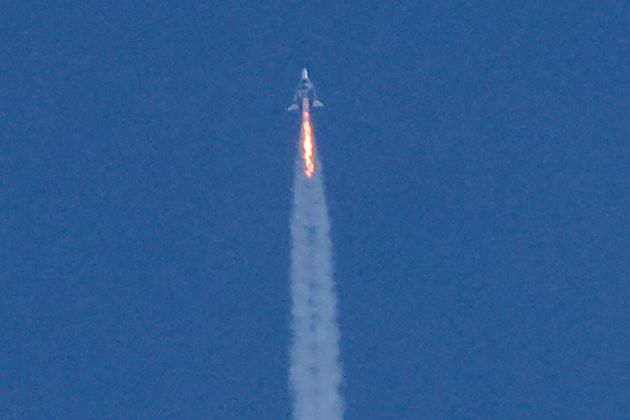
xmin=289 ymin=158 xmax=344 ymax=420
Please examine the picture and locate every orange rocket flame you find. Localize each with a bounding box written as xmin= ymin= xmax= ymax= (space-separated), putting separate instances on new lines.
xmin=301 ymin=110 xmax=316 ymax=178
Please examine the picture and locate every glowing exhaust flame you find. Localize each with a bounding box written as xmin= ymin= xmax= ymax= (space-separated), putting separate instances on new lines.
xmin=301 ymin=110 xmax=316 ymax=178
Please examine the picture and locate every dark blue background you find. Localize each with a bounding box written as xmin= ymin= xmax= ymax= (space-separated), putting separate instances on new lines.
xmin=2 ymin=2 xmax=628 ymax=418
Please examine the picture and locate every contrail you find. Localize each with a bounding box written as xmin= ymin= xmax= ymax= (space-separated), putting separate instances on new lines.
xmin=289 ymin=101 xmax=343 ymax=420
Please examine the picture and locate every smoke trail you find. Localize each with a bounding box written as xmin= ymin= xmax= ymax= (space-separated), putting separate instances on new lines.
xmin=289 ymin=153 xmax=344 ymax=420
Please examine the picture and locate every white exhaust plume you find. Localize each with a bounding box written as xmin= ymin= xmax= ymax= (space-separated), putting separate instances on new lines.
xmin=289 ymin=157 xmax=344 ymax=420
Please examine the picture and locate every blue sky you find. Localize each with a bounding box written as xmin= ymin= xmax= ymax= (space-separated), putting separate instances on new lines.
xmin=1 ymin=2 xmax=628 ymax=418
